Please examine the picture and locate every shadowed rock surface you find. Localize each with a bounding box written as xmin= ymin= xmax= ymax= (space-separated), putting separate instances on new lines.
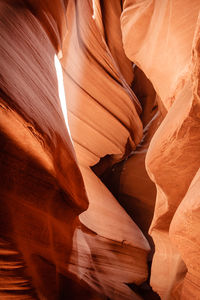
xmin=0 ymin=0 xmax=200 ymax=299
xmin=121 ymin=0 xmax=200 ymax=299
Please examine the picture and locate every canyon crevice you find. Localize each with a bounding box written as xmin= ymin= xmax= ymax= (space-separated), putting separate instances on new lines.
xmin=0 ymin=1 xmax=200 ymax=299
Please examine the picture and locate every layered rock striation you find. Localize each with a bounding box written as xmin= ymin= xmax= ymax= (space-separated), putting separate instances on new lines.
xmin=0 ymin=0 xmax=200 ymax=299
xmin=121 ymin=0 xmax=200 ymax=298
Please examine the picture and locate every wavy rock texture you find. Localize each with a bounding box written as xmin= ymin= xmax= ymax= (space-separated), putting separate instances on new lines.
xmin=121 ymin=0 xmax=200 ymax=299
xmin=118 ymin=68 xmax=162 ymax=251
xmin=1 ymin=0 xmax=200 ymax=299
xmin=0 ymin=0 xmax=151 ymax=299
xmin=69 ymin=222 xmax=148 ymax=300
xmin=0 ymin=1 xmax=98 ymax=299
xmin=61 ymin=0 xmax=150 ymax=298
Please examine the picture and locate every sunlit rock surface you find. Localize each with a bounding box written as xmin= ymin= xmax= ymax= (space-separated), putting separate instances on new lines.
xmin=0 ymin=1 xmax=94 ymax=299
xmin=0 ymin=0 xmax=150 ymax=299
xmin=61 ymin=1 xmax=150 ymax=298
xmin=121 ymin=0 xmax=200 ymax=299
xmin=0 ymin=0 xmax=200 ymax=299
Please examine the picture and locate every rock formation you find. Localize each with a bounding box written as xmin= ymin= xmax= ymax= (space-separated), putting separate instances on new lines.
xmin=0 ymin=1 xmax=92 ymax=299
xmin=0 ymin=0 xmax=200 ymax=299
xmin=121 ymin=0 xmax=200 ymax=299
xmin=61 ymin=1 xmax=150 ymax=298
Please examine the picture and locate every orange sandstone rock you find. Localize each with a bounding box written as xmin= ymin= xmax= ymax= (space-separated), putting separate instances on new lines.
xmin=61 ymin=0 xmax=150 ymax=298
xmin=0 ymin=1 xmax=94 ymax=298
xmin=121 ymin=0 xmax=200 ymax=299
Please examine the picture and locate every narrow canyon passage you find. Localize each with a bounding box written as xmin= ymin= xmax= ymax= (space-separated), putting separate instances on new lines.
xmin=0 ymin=0 xmax=200 ymax=299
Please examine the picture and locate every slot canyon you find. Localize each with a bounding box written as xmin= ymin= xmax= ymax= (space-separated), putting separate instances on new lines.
xmin=0 ymin=0 xmax=200 ymax=299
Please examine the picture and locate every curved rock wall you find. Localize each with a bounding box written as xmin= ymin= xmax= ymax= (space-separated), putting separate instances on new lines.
xmin=0 ymin=1 xmax=92 ymax=299
xmin=121 ymin=0 xmax=200 ymax=299
xmin=0 ymin=0 xmax=200 ymax=299
xmin=61 ymin=1 xmax=150 ymax=298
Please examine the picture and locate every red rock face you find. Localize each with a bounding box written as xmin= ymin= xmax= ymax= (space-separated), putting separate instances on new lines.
xmin=61 ymin=1 xmax=150 ymax=298
xmin=121 ymin=0 xmax=200 ymax=299
xmin=0 ymin=1 xmax=92 ymax=299
xmin=0 ymin=0 xmax=200 ymax=299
